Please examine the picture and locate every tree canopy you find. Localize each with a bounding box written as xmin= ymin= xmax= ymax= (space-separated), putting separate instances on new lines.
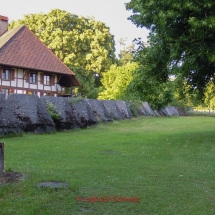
xmin=98 ymin=62 xmax=138 ymax=100
xmin=126 ymin=0 xmax=215 ymax=100
xmin=9 ymin=9 xmax=117 ymax=97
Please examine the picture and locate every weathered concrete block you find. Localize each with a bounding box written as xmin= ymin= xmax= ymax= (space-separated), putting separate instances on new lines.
xmin=166 ymin=106 xmax=180 ymax=116
xmin=126 ymin=103 xmax=134 ymax=117
xmin=138 ymin=106 xmax=148 ymax=116
xmin=163 ymin=107 xmax=173 ymax=116
xmin=41 ymin=96 xmax=79 ymax=130
xmin=153 ymin=110 xmax=160 ymax=116
xmin=142 ymin=102 xmax=156 ymax=116
xmin=101 ymin=100 xmax=125 ymax=120
xmin=0 ymin=94 xmax=23 ymax=134
xmin=8 ymin=94 xmax=55 ymax=133
xmin=157 ymin=109 xmax=166 ymax=116
xmin=175 ymin=107 xmax=187 ymax=116
xmin=68 ymin=98 xmax=98 ymax=128
xmin=86 ymin=99 xmax=112 ymax=122
xmin=116 ymin=100 xmax=133 ymax=118
xmin=160 ymin=108 xmax=169 ymax=116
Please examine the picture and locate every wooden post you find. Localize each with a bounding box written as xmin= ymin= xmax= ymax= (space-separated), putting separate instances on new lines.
xmin=0 ymin=143 xmax=4 ymax=175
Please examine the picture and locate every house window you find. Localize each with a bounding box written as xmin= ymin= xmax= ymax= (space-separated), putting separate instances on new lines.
xmin=2 ymin=69 xmax=10 ymax=80
xmin=30 ymin=73 xmax=37 ymax=83
xmin=44 ymin=75 xmax=50 ymax=85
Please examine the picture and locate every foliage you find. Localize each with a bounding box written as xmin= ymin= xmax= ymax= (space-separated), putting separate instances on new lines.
xmin=127 ymin=102 xmax=138 ymax=117
xmin=188 ymin=80 xmax=215 ymax=111
xmin=126 ymin=66 xmax=175 ymax=110
xmin=118 ymin=38 xmax=135 ymax=65
xmin=126 ymin=0 xmax=215 ymax=99
xmin=46 ymin=102 xmax=61 ymax=121
xmin=203 ymin=81 xmax=215 ymax=110
xmin=98 ymin=62 xmax=138 ymax=100
xmin=67 ymin=96 xmax=82 ymax=105
xmin=169 ymin=75 xmax=198 ymax=109
xmin=68 ymin=66 xmax=95 ymax=97
xmin=9 ymin=9 xmax=117 ymax=96
xmin=9 ymin=9 xmax=116 ymax=73
xmin=86 ymin=87 xmax=101 ymax=99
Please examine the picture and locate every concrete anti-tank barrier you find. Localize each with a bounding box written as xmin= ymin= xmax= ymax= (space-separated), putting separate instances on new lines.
xmin=8 ymin=94 xmax=55 ymax=133
xmin=0 ymin=94 xmax=187 ymax=135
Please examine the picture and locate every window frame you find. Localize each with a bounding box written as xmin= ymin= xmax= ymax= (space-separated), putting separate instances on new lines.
xmin=29 ymin=73 xmax=37 ymax=84
xmin=2 ymin=69 xmax=10 ymax=80
xmin=44 ymin=75 xmax=51 ymax=85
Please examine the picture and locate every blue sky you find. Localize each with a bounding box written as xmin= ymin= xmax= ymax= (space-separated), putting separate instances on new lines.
xmin=1 ymin=0 xmax=149 ymax=56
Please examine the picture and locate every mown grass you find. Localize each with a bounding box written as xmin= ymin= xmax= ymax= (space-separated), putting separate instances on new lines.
xmin=1 ymin=116 xmax=215 ymax=215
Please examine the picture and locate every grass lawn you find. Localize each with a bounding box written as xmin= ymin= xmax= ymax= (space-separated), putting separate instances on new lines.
xmin=1 ymin=116 xmax=215 ymax=215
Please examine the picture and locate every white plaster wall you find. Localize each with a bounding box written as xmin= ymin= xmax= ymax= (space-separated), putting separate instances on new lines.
xmin=23 ymin=82 xmax=29 ymax=88
xmin=17 ymin=90 xmax=23 ymax=94
xmin=11 ymin=80 xmax=16 ymax=87
xmin=17 ymin=79 xmax=23 ymax=87
xmin=17 ymin=69 xmax=23 ymax=78
xmin=29 ymin=84 xmax=37 ymax=89
xmin=2 ymin=81 xmax=10 ymax=86
xmin=44 ymin=86 xmax=51 ymax=91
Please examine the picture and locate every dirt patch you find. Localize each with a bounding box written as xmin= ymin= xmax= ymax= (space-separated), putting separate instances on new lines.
xmin=35 ymin=181 xmax=68 ymax=189
xmin=0 ymin=172 xmax=24 ymax=185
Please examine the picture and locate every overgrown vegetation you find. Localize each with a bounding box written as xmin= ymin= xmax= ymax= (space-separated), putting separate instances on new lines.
xmin=67 ymin=96 xmax=82 ymax=105
xmin=1 ymin=117 xmax=215 ymax=214
xmin=46 ymin=102 xmax=61 ymax=121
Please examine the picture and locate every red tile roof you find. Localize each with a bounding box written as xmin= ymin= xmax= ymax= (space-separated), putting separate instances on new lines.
xmin=0 ymin=25 xmax=80 ymax=86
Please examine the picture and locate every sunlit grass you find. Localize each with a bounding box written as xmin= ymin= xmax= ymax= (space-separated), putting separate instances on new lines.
xmin=1 ymin=116 xmax=215 ymax=214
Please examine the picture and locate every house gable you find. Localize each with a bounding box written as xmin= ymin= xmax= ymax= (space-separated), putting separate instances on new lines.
xmin=0 ymin=25 xmax=80 ymax=86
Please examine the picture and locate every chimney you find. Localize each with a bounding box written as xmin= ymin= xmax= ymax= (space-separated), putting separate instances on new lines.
xmin=0 ymin=15 xmax=8 ymax=36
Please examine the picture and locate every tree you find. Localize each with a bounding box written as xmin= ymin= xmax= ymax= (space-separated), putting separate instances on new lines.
xmin=118 ymin=44 xmax=135 ymax=66
xmin=68 ymin=66 xmax=95 ymax=97
xmin=126 ymin=0 xmax=215 ymax=99
xmin=117 ymin=38 xmax=135 ymax=65
xmin=203 ymin=81 xmax=215 ymax=111
xmin=9 ymin=9 xmax=116 ymax=97
xmin=98 ymin=62 xmax=138 ymax=100
xmin=125 ymin=66 xmax=175 ymax=110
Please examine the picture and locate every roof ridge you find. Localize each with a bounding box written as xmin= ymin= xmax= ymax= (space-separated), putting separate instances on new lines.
xmin=0 ymin=25 xmax=80 ymax=86
xmin=25 ymin=26 xmax=76 ymax=76
xmin=0 ymin=25 xmax=25 ymax=50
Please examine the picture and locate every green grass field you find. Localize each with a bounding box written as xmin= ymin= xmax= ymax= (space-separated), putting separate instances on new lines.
xmin=1 ymin=116 xmax=215 ymax=215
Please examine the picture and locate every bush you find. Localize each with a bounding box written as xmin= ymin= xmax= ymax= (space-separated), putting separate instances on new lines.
xmin=67 ymin=96 xmax=82 ymax=105
xmin=46 ymin=102 xmax=61 ymax=121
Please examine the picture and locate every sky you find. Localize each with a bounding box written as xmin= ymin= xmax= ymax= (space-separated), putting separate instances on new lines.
xmin=0 ymin=0 xmax=149 ymax=56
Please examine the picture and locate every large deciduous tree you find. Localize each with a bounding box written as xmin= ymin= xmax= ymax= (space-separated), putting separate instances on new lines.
xmin=9 ymin=9 xmax=116 ymax=97
xmin=98 ymin=62 xmax=138 ymax=100
xmin=126 ymin=0 xmax=215 ymax=100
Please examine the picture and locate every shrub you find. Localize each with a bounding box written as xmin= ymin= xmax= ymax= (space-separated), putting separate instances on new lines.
xmin=46 ymin=102 xmax=61 ymax=121
xmin=67 ymin=96 xmax=82 ymax=105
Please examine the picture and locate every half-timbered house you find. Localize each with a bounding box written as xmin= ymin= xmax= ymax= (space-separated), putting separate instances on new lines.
xmin=0 ymin=15 xmax=80 ymax=98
